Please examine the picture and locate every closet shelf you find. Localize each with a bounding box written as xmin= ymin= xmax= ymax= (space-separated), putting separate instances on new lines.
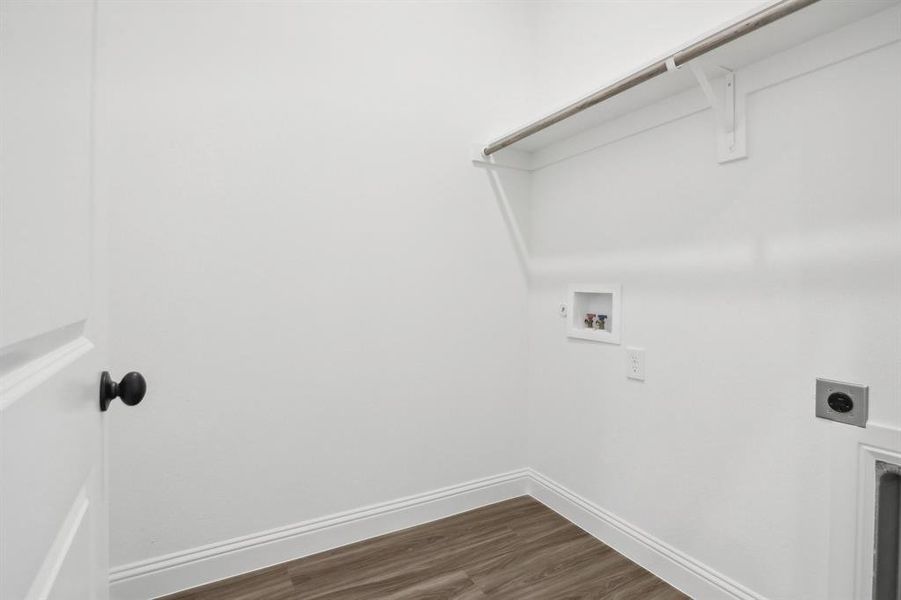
xmin=474 ymin=0 xmax=898 ymax=169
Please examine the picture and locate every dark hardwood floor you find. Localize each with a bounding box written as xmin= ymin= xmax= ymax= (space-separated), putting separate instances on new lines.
xmin=159 ymin=496 xmax=689 ymax=600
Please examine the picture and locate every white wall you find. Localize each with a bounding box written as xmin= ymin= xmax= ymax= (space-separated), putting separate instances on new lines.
xmin=95 ymin=0 xmax=534 ymax=568
xmin=529 ymin=1 xmax=768 ymax=112
xmin=97 ymin=2 xmax=900 ymax=598
xmin=525 ymin=13 xmax=901 ymax=600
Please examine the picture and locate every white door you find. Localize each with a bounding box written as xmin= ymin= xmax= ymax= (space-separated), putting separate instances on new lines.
xmin=1 ymin=1 xmax=120 ymax=598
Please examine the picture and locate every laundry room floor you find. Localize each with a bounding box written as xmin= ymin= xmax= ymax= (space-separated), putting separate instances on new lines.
xmin=159 ymin=496 xmax=688 ymax=599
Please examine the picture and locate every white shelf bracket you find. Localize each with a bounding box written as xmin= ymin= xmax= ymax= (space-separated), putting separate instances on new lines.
xmin=470 ymin=143 xmax=533 ymax=171
xmin=688 ymin=61 xmax=747 ymax=164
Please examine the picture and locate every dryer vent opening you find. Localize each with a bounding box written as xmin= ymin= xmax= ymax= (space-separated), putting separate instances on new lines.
xmin=874 ymin=461 xmax=901 ymax=600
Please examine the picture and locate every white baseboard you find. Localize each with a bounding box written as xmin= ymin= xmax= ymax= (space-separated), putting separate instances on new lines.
xmin=109 ymin=469 xmax=531 ymax=600
xmin=110 ymin=468 xmax=766 ymax=600
xmin=526 ymin=469 xmax=765 ymax=600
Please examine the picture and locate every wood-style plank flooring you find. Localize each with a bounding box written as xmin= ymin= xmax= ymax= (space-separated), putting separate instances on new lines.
xmin=159 ymin=497 xmax=689 ymax=600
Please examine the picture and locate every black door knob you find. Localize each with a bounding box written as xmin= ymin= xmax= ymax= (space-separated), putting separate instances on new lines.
xmin=100 ymin=371 xmax=147 ymax=412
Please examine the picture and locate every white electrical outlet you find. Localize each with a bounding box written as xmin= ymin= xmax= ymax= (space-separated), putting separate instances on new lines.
xmin=558 ymin=303 xmax=568 ymax=318
xmin=627 ymin=347 xmax=645 ymax=381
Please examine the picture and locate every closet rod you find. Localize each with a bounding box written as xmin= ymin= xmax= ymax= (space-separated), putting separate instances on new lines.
xmin=482 ymin=0 xmax=819 ymax=156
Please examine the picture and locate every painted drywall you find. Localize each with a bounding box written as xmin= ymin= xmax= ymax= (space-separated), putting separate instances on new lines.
xmin=95 ymin=0 xmax=534 ymax=569
xmin=96 ymin=0 xmax=786 ymax=581
xmin=525 ymin=17 xmax=900 ymax=600
xmin=97 ymin=1 xmax=899 ymax=597
xmin=528 ymin=1 xmax=769 ymax=116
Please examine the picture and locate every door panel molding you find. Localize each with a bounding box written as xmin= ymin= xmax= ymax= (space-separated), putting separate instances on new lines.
xmin=24 ymin=485 xmax=90 ymax=600
xmin=0 ymin=336 xmax=94 ymax=411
